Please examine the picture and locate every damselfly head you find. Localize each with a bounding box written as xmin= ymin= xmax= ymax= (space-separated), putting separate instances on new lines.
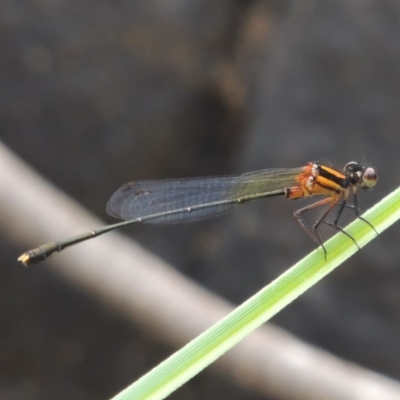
xmin=344 ymin=161 xmax=377 ymax=189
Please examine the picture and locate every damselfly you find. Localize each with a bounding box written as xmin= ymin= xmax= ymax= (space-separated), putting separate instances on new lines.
xmin=18 ymin=161 xmax=377 ymax=265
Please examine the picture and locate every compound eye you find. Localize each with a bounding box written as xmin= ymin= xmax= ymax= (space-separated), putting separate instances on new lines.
xmin=362 ymin=167 xmax=377 ymax=188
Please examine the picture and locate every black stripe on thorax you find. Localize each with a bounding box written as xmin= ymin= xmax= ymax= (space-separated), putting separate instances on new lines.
xmin=317 ymin=165 xmax=350 ymax=189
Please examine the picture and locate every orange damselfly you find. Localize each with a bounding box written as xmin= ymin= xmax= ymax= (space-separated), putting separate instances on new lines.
xmin=18 ymin=161 xmax=377 ymax=265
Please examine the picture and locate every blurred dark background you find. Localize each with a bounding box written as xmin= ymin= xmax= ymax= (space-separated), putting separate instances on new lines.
xmin=1 ymin=0 xmax=400 ymax=399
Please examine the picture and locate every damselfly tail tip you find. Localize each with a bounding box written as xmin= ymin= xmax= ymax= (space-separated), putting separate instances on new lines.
xmin=18 ymin=253 xmax=31 ymax=267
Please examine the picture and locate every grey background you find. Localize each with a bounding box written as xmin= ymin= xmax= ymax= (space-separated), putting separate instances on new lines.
xmin=1 ymin=1 xmax=400 ymax=399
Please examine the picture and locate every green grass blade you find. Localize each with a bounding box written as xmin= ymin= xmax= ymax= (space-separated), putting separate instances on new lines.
xmin=111 ymin=186 xmax=400 ymax=400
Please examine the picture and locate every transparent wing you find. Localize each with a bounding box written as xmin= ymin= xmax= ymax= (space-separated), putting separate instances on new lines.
xmin=106 ymin=167 xmax=304 ymax=223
